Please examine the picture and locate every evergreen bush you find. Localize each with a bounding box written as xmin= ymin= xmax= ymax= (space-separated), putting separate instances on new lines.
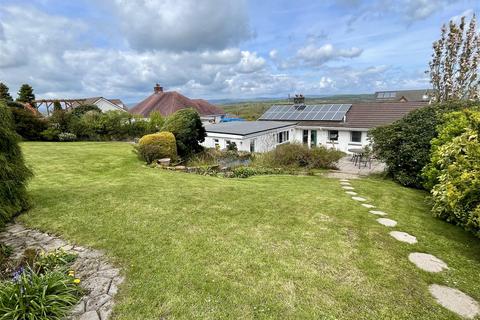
xmin=0 ymin=101 xmax=32 ymax=227
xmin=137 ymin=131 xmax=178 ymax=163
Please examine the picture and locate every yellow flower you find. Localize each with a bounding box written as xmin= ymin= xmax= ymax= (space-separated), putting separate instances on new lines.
xmin=73 ymin=278 xmax=81 ymax=284
xmin=68 ymin=270 xmax=75 ymax=277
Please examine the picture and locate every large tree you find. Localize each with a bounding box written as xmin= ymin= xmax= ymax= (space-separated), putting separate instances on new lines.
xmin=0 ymin=82 xmax=13 ymax=102
xmin=16 ymin=84 xmax=35 ymax=104
xmin=428 ymin=15 xmax=480 ymax=102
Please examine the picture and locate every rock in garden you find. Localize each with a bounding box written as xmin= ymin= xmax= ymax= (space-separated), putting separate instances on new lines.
xmin=342 ymin=186 xmax=355 ymax=190
xmin=376 ymin=218 xmax=397 ymax=227
xmin=429 ymin=284 xmax=480 ymax=319
xmin=389 ymin=231 xmax=417 ymax=244
xmin=345 ymin=191 xmax=357 ymax=195
xmin=340 ymin=182 xmax=351 ymax=186
xmin=408 ymin=253 xmax=448 ymax=272
xmin=361 ymin=204 xmax=375 ymax=209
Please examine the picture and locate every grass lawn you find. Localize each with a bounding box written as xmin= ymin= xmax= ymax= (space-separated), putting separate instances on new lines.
xmin=18 ymin=142 xmax=480 ymax=319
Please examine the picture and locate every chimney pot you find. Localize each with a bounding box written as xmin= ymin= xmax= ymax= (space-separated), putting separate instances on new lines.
xmin=154 ymin=83 xmax=163 ymax=94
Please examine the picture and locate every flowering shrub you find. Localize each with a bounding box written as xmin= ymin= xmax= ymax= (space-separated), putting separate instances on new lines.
xmin=0 ymin=249 xmax=81 ymax=319
xmin=58 ymin=132 xmax=77 ymax=142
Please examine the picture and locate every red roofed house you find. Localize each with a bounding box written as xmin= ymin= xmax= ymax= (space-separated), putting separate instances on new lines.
xmin=130 ymin=84 xmax=224 ymax=121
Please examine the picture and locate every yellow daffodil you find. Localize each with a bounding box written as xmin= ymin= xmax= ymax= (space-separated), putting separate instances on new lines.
xmin=73 ymin=278 xmax=81 ymax=284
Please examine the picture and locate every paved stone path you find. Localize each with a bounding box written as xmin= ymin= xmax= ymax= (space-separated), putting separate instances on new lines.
xmin=351 ymin=196 xmax=366 ymax=202
xmin=376 ymin=218 xmax=397 ymax=227
xmin=408 ymin=253 xmax=448 ymax=273
xmin=338 ymin=178 xmax=480 ymax=318
xmin=369 ymin=210 xmax=387 ymax=216
xmin=389 ymin=231 xmax=417 ymax=244
xmin=342 ymin=186 xmax=355 ymax=190
xmin=345 ymin=191 xmax=357 ymax=195
xmin=0 ymin=224 xmax=124 ymax=320
xmin=429 ymin=285 xmax=480 ymax=319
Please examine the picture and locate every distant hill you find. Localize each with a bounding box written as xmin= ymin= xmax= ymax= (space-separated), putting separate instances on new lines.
xmin=221 ymin=94 xmax=375 ymax=121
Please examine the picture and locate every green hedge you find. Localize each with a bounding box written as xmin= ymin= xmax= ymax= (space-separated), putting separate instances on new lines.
xmin=137 ymin=131 xmax=177 ymax=164
xmin=0 ymin=101 xmax=32 ymax=227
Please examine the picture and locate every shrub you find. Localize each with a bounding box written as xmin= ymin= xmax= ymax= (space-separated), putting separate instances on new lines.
xmin=162 ymin=108 xmax=206 ymax=157
xmin=58 ymin=132 xmax=77 ymax=142
xmin=137 ymin=131 xmax=177 ymax=164
xmin=0 ymin=101 xmax=32 ymax=227
xmin=41 ymin=127 xmax=62 ymax=141
xmin=427 ymin=110 xmax=480 ymax=237
xmin=255 ymin=143 xmax=343 ymax=169
xmin=370 ymin=101 xmax=474 ymax=188
xmin=230 ymin=166 xmax=258 ymax=178
xmin=0 ymin=267 xmax=81 ymax=320
xmin=148 ymin=111 xmax=165 ymax=133
xmin=9 ymin=106 xmax=47 ymax=141
xmin=70 ymin=104 xmax=101 ymax=117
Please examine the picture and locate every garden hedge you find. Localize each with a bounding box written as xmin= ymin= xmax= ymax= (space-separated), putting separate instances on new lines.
xmin=138 ymin=131 xmax=177 ymax=163
xmin=0 ymin=101 xmax=32 ymax=227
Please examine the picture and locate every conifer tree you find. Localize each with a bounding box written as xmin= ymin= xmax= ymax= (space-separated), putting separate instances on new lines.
xmin=16 ymin=84 xmax=36 ymax=103
xmin=0 ymin=82 xmax=13 ymax=102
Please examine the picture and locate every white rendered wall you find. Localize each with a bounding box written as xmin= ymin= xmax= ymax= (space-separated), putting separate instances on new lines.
xmin=292 ymin=127 xmax=370 ymax=153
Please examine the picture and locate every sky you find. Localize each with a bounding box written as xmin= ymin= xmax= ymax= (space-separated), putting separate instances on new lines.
xmin=0 ymin=0 xmax=479 ymax=104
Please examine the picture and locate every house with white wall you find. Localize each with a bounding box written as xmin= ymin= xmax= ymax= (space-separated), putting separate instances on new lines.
xmin=202 ymin=121 xmax=296 ymax=153
xmin=258 ymin=102 xmax=427 ymax=153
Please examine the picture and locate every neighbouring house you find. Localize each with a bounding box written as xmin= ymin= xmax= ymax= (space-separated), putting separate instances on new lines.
xmin=202 ymin=121 xmax=296 ymax=153
xmin=257 ymin=101 xmax=427 ymax=153
xmin=33 ymin=97 xmax=127 ymax=116
xmin=374 ymin=89 xmax=434 ymax=102
xmin=130 ymin=84 xmax=225 ymax=120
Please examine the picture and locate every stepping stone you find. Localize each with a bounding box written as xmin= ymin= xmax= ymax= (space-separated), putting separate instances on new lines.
xmin=369 ymin=210 xmax=387 ymax=216
xmin=342 ymin=186 xmax=354 ymax=190
xmin=376 ymin=218 xmax=397 ymax=227
xmin=345 ymin=191 xmax=357 ymax=195
xmin=408 ymin=253 xmax=448 ymax=273
xmin=339 ymin=179 xmax=349 ymax=182
xmin=429 ymin=284 xmax=480 ymax=319
xmin=361 ymin=204 xmax=375 ymax=209
xmin=351 ymin=196 xmax=366 ymax=202
xmin=340 ymin=182 xmax=351 ymax=186
xmin=389 ymin=231 xmax=417 ymax=244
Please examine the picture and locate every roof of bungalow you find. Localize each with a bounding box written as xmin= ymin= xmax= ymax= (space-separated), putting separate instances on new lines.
xmin=205 ymin=121 xmax=296 ymax=136
xmin=259 ymin=102 xmax=428 ymax=129
xmin=374 ymin=89 xmax=434 ymax=102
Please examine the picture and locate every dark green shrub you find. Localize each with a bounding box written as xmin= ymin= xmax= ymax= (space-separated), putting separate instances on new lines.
xmin=70 ymin=104 xmax=101 ymax=117
xmin=137 ymin=132 xmax=178 ymax=164
xmin=370 ymin=101 xmax=474 ymax=188
xmin=148 ymin=111 xmax=165 ymax=133
xmin=16 ymin=84 xmax=35 ymax=104
xmin=161 ymin=108 xmax=206 ymax=157
xmin=0 ymin=101 xmax=32 ymax=227
xmin=41 ymin=127 xmax=62 ymax=141
xmin=9 ymin=107 xmax=47 ymax=141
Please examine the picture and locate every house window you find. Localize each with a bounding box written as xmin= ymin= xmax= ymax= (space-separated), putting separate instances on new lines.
xmin=310 ymin=130 xmax=317 ymax=147
xmin=328 ymin=130 xmax=338 ymax=141
xmin=250 ymin=139 xmax=255 ymax=153
xmin=214 ymin=139 xmax=220 ymax=149
xmin=302 ymin=130 xmax=308 ymax=144
xmin=351 ymin=131 xmax=362 ymax=143
xmin=277 ymin=131 xmax=289 ymax=143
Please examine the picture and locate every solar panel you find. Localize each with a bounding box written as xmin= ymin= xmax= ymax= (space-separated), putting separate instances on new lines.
xmin=260 ymin=104 xmax=351 ymax=121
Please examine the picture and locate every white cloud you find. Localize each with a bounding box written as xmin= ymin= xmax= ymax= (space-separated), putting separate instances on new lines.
xmin=107 ymin=0 xmax=251 ymax=52
xmin=236 ymin=51 xmax=266 ymax=73
xmin=296 ymin=44 xmax=363 ymax=66
xmin=269 ymin=49 xmax=278 ymax=60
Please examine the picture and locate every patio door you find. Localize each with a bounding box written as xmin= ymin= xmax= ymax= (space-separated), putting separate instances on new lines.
xmin=310 ymin=130 xmax=317 ymax=148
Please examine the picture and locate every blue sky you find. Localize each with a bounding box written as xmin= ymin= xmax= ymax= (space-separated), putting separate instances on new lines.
xmin=0 ymin=0 xmax=478 ymax=103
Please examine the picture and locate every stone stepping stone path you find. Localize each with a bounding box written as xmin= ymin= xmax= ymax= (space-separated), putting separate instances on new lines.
xmin=351 ymin=196 xmax=366 ymax=202
xmin=361 ymin=204 xmax=375 ymax=209
xmin=429 ymin=284 xmax=480 ymax=319
xmin=369 ymin=210 xmax=387 ymax=216
xmin=339 ymin=179 xmax=350 ymax=182
xmin=389 ymin=231 xmax=417 ymax=244
xmin=345 ymin=191 xmax=357 ymax=195
xmin=0 ymin=224 xmax=124 ymax=320
xmin=340 ymin=182 xmax=351 ymax=186
xmin=408 ymin=252 xmax=448 ymax=273
xmin=342 ymin=186 xmax=355 ymax=190
xmin=376 ymin=218 xmax=397 ymax=227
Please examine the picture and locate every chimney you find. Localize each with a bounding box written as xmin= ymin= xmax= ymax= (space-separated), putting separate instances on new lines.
xmin=293 ymin=94 xmax=305 ymax=105
xmin=154 ymin=83 xmax=163 ymax=94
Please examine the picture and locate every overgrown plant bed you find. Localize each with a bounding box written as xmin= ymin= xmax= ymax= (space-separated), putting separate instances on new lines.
xmin=0 ymin=224 xmax=124 ymax=320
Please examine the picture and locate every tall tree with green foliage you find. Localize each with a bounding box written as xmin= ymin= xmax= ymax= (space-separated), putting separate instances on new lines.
xmin=0 ymin=82 xmax=13 ymax=102
xmin=0 ymin=101 xmax=32 ymax=227
xmin=161 ymin=108 xmax=206 ymax=157
xmin=16 ymin=84 xmax=35 ymax=104
xmin=428 ymin=15 xmax=480 ymax=102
